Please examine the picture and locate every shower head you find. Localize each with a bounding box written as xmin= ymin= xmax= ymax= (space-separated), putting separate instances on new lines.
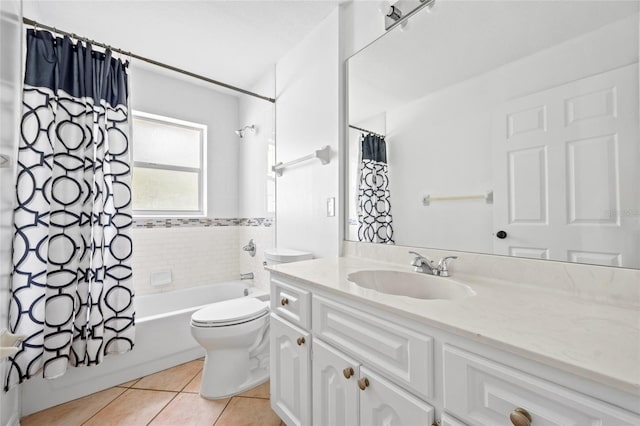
xmin=235 ymin=124 xmax=256 ymax=138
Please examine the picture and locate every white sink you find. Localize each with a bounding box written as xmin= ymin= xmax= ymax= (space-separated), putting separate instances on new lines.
xmin=347 ymin=270 xmax=475 ymax=300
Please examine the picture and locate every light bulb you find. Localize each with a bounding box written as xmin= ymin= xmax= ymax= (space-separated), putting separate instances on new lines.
xmin=378 ymin=1 xmax=391 ymax=15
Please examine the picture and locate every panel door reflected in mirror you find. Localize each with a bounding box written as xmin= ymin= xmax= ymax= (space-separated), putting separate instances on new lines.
xmin=347 ymin=0 xmax=640 ymax=269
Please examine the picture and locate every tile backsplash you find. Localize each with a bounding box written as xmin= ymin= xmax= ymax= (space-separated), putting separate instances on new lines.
xmin=132 ymin=219 xmax=274 ymax=295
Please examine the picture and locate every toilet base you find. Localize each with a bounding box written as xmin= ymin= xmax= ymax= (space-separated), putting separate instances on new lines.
xmin=200 ymin=366 xmax=269 ymax=400
xmin=199 ymin=355 xmax=269 ymax=400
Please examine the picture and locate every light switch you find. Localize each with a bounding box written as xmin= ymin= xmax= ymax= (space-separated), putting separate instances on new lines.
xmin=327 ymin=197 xmax=335 ymax=217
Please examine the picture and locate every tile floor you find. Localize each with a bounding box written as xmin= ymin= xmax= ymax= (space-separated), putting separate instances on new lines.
xmin=21 ymin=359 xmax=284 ymax=426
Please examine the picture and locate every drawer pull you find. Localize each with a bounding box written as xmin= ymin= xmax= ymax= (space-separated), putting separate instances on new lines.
xmin=296 ymin=336 xmax=306 ymax=346
xmin=280 ymin=297 xmax=289 ymax=306
xmin=357 ymin=377 xmax=369 ymax=391
xmin=343 ymin=367 xmax=354 ymax=379
xmin=510 ymin=408 xmax=532 ymax=426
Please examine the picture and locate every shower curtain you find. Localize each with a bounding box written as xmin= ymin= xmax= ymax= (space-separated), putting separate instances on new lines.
xmin=6 ymin=29 xmax=135 ymax=389
xmin=357 ymin=133 xmax=395 ymax=244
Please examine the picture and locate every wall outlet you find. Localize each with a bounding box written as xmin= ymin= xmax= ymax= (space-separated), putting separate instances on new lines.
xmin=150 ymin=270 xmax=172 ymax=287
xmin=327 ymin=197 xmax=335 ymax=217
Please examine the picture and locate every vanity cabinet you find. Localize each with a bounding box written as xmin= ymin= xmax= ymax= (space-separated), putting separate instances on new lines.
xmin=312 ymin=339 xmax=434 ymax=426
xmin=269 ymin=274 xmax=640 ymax=426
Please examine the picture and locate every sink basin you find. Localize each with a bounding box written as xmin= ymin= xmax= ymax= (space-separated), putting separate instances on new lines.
xmin=347 ymin=270 xmax=475 ymax=300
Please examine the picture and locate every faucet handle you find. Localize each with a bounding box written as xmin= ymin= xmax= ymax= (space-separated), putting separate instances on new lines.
xmin=437 ymin=256 xmax=458 ymax=277
xmin=409 ymin=251 xmax=428 ymax=265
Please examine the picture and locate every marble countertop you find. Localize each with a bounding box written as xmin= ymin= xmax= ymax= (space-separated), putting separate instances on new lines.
xmin=266 ymin=256 xmax=640 ymax=396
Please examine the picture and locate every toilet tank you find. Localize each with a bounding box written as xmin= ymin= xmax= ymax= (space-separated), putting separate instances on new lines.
xmin=264 ymin=248 xmax=313 ymax=266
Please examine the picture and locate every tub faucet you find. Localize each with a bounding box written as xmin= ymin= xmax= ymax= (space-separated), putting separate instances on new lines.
xmin=409 ymin=251 xmax=458 ymax=277
xmin=240 ymin=272 xmax=254 ymax=280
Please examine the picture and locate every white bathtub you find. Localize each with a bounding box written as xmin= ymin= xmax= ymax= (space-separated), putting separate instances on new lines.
xmin=22 ymin=281 xmax=268 ymax=416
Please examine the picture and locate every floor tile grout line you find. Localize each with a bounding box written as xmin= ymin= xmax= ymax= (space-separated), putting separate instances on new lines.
xmin=145 ymin=390 xmax=181 ymax=426
xmin=178 ymin=365 xmax=204 ymax=393
xmin=127 ymin=386 xmax=187 ymax=393
xmin=80 ymin=386 xmax=128 ymax=426
xmin=236 ymin=395 xmax=270 ymax=400
xmin=145 ymin=362 xmax=203 ymax=425
xmin=212 ymin=397 xmax=233 ymax=426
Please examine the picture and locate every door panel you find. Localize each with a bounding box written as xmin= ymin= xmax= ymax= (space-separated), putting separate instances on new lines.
xmin=270 ymin=314 xmax=311 ymax=426
xmin=359 ymin=367 xmax=434 ymax=426
xmin=312 ymin=339 xmax=359 ymax=426
xmin=493 ymin=64 xmax=639 ymax=267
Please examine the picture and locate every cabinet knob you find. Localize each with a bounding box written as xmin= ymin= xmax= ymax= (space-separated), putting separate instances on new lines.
xmin=296 ymin=336 xmax=305 ymax=346
xmin=357 ymin=377 xmax=369 ymax=391
xmin=496 ymin=230 xmax=508 ymax=239
xmin=343 ymin=367 xmax=354 ymax=379
xmin=281 ymin=297 xmax=289 ymax=306
xmin=510 ymin=408 xmax=532 ymax=426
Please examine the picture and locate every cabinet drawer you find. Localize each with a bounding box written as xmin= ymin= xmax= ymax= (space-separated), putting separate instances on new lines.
xmin=271 ymin=277 xmax=311 ymax=329
xmin=443 ymin=345 xmax=640 ymax=426
xmin=312 ymin=295 xmax=434 ymax=399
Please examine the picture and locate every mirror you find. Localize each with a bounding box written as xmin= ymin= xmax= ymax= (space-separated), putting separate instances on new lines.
xmin=347 ymin=0 xmax=640 ymax=269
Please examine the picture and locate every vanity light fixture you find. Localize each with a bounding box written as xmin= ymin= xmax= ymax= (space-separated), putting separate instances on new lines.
xmin=381 ymin=0 xmax=436 ymax=31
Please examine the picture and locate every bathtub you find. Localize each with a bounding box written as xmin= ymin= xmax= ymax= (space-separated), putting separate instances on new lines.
xmin=21 ymin=281 xmax=268 ymax=416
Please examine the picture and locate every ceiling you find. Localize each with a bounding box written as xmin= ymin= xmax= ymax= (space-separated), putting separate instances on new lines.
xmin=23 ymin=0 xmax=341 ymax=97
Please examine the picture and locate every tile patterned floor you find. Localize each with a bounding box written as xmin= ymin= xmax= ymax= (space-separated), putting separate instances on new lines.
xmin=21 ymin=359 xmax=284 ymax=426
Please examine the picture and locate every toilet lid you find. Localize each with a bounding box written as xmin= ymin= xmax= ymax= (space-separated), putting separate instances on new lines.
xmin=191 ymin=297 xmax=269 ymax=326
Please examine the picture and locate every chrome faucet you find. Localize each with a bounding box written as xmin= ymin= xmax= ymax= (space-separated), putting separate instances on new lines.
xmin=240 ymin=272 xmax=254 ymax=280
xmin=243 ymin=239 xmax=256 ymax=257
xmin=409 ymin=251 xmax=458 ymax=277
xmin=409 ymin=251 xmax=437 ymax=275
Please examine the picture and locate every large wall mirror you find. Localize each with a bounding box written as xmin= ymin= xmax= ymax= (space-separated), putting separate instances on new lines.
xmin=347 ymin=0 xmax=640 ymax=269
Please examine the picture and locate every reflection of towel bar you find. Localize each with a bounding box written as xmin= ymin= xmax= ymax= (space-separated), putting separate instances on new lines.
xmin=272 ymin=145 xmax=331 ymax=177
xmin=423 ymin=190 xmax=493 ymax=206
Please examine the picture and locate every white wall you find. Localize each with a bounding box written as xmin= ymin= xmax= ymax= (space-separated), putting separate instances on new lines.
xmin=275 ymin=8 xmax=341 ymax=258
xmin=273 ymin=1 xmax=384 ymax=259
xmin=0 ymin=2 xmax=22 ymax=424
xmin=238 ymin=71 xmax=276 ymax=289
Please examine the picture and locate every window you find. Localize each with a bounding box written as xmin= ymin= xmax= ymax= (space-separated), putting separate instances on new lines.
xmin=132 ymin=111 xmax=207 ymax=217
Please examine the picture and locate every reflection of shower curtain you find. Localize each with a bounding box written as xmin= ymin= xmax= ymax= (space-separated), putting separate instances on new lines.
xmin=357 ymin=133 xmax=394 ymax=244
xmin=6 ymin=29 xmax=135 ymax=389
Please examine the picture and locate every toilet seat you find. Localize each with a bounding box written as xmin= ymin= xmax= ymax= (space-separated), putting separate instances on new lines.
xmin=191 ymin=297 xmax=269 ymax=327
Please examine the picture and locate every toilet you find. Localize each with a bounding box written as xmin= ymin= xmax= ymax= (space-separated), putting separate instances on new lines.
xmin=190 ymin=248 xmax=312 ymax=399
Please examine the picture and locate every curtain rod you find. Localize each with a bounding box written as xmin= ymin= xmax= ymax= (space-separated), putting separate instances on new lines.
xmin=349 ymin=125 xmax=385 ymax=139
xmin=22 ymin=17 xmax=276 ymax=104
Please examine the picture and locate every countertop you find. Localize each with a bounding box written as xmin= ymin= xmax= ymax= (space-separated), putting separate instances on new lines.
xmin=266 ymin=256 xmax=640 ymax=396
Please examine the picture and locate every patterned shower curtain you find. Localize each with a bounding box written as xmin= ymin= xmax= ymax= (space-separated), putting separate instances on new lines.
xmin=357 ymin=133 xmax=394 ymax=244
xmin=6 ymin=29 xmax=135 ymax=389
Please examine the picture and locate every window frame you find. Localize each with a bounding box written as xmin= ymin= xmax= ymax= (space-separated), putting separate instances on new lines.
xmin=131 ymin=110 xmax=208 ymax=218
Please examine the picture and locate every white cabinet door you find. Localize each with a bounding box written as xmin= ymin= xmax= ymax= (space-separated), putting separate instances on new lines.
xmin=312 ymin=339 xmax=359 ymax=426
xmin=270 ymin=314 xmax=311 ymax=426
xmin=359 ymin=367 xmax=434 ymax=426
xmin=492 ymin=64 xmax=639 ymax=267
